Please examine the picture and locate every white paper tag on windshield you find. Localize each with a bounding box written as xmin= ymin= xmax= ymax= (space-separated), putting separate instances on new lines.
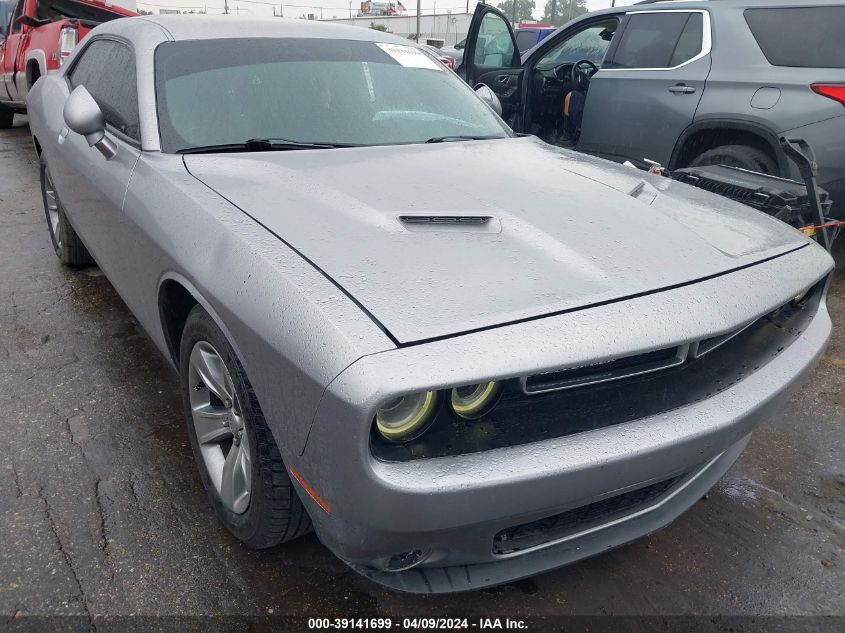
xmin=375 ymin=43 xmax=443 ymax=71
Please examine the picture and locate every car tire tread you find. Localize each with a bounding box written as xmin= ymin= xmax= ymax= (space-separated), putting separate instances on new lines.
xmin=0 ymin=103 xmax=14 ymax=129
xmin=40 ymin=156 xmax=94 ymax=267
xmin=689 ymin=144 xmax=778 ymax=175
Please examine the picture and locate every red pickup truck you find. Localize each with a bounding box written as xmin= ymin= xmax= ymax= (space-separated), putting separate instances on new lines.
xmin=0 ymin=0 xmax=135 ymax=127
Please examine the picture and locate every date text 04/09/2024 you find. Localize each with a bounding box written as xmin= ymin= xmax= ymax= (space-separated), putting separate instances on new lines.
xmin=306 ymin=618 xmax=528 ymax=630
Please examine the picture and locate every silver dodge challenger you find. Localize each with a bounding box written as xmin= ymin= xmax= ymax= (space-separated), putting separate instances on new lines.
xmin=27 ymin=15 xmax=834 ymax=593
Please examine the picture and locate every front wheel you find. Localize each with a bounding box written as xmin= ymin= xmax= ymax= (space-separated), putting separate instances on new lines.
xmin=179 ymin=306 xmax=312 ymax=548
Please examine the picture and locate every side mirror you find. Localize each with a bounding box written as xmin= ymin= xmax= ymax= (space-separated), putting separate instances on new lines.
xmin=63 ymin=85 xmax=117 ymax=160
xmin=474 ymin=84 xmax=502 ymax=117
xmin=15 ymin=15 xmax=43 ymax=28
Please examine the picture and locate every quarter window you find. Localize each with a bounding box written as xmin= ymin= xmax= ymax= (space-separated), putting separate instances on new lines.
xmin=608 ymin=12 xmax=705 ymax=70
xmin=68 ymin=39 xmax=140 ymax=141
xmin=745 ymin=7 xmax=845 ymax=68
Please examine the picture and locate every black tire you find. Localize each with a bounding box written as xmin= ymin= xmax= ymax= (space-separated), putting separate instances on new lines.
xmin=40 ymin=156 xmax=94 ymax=266
xmin=0 ymin=103 xmax=14 ymax=129
xmin=689 ymin=144 xmax=778 ymax=175
xmin=179 ymin=305 xmax=312 ymax=548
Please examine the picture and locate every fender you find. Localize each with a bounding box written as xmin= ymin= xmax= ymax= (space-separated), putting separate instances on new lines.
xmin=669 ymin=118 xmax=790 ymax=176
xmin=156 ymin=271 xmax=250 ymax=373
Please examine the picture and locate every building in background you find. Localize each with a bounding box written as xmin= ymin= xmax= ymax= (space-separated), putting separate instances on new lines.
xmin=323 ymin=12 xmax=472 ymax=47
xmin=359 ymin=1 xmax=407 ymax=16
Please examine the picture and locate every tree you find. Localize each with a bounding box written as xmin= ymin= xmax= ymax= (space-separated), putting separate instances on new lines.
xmin=496 ymin=0 xmax=536 ymax=24
xmin=541 ymin=0 xmax=588 ymax=27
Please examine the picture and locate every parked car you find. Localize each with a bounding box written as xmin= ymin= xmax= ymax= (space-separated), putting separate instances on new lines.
xmin=514 ymin=24 xmax=555 ymax=52
xmin=0 ymin=0 xmax=135 ymax=127
xmin=440 ymin=37 xmax=465 ymax=66
xmin=422 ymin=43 xmax=455 ymax=70
xmin=28 ymin=15 xmax=833 ymax=593
xmin=462 ymin=0 xmax=845 ymax=217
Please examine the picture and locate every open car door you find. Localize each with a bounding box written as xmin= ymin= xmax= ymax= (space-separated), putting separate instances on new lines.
xmin=462 ymin=3 xmax=524 ymax=124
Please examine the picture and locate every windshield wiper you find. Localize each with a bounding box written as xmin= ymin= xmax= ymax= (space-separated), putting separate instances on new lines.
xmin=425 ymin=135 xmax=506 ymax=143
xmin=179 ymin=138 xmax=353 ymax=154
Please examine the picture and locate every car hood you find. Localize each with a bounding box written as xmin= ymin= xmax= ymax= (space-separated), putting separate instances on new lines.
xmin=184 ymin=136 xmax=811 ymax=344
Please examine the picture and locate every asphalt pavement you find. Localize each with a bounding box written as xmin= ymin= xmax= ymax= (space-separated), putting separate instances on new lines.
xmin=1 ymin=118 xmax=843 ymax=629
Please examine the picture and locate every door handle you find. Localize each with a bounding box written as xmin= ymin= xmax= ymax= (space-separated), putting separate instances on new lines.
xmin=496 ymin=75 xmax=511 ymax=85
xmin=668 ymin=83 xmax=696 ymax=94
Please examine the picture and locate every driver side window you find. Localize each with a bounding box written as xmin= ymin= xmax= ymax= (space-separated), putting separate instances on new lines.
xmin=536 ymin=20 xmax=618 ymax=68
xmin=474 ymin=13 xmax=516 ymax=68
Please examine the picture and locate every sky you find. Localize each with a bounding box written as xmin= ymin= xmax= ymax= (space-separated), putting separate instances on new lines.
xmin=133 ymin=0 xmax=642 ymax=21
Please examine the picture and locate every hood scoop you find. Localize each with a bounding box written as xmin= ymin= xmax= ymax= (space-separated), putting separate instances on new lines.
xmin=400 ymin=215 xmax=492 ymax=224
xmin=399 ymin=215 xmax=500 ymax=233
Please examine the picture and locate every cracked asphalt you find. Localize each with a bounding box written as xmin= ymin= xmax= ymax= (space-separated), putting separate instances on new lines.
xmin=1 ymin=117 xmax=844 ymax=625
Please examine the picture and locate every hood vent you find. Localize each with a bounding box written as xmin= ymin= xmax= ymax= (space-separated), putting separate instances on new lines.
xmin=399 ymin=215 xmax=491 ymax=225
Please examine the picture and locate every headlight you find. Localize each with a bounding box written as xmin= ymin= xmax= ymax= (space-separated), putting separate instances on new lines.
xmin=793 ymin=286 xmax=813 ymax=304
xmin=450 ymin=381 xmax=501 ymax=420
xmin=375 ymin=390 xmax=439 ymax=442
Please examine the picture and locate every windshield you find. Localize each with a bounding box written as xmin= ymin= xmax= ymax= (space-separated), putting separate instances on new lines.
xmin=155 ymin=38 xmax=511 ymax=153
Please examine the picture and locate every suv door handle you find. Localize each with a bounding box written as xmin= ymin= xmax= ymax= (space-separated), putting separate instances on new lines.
xmin=496 ymin=75 xmax=511 ymax=85
xmin=668 ymin=83 xmax=696 ymax=94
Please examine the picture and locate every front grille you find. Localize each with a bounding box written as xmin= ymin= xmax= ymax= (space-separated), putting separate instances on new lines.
xmin=522 ymin=346 xmax=686 ymax=393
xmin=493 ymin=474 xmax=685 ymax=555
xmin=371 ymin=281 xmax=824 ymax=462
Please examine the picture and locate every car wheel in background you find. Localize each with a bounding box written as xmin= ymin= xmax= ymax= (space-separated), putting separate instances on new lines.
xmin=179 ymin=305 xmax=312 ymax=548
xmin=0 ymin=103 xmax=14 ymax=129
xmin=689 ymin=144 xmax=778 ymax=175
xmin=40 ymin=156 xmax=94 ymax=266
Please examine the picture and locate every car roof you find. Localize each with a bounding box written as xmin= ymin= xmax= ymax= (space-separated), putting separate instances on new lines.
xmin=578 ymin=0 xmax=844 ymax=18
xmin=630 ymin=0 xmax=844 ymax=8
xmin=107 ymin=14 xmax=413 ymax=44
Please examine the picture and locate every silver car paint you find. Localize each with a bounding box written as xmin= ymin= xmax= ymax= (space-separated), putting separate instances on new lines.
xmin=26 ymin=15 xmax=835 ymax=591
xmin=186 ymin=137 xmax=811 ymax=343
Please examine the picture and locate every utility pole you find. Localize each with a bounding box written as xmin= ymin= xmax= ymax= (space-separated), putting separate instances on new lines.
xmin=416 ymin=0 xmax=421 ymax=42
xmin=550 ymin=0 xmax=556 ymax=25
xmin=511 ymin=0 xmax=516 ymax=25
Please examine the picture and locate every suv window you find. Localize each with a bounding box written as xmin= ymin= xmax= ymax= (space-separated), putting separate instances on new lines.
xmin=608 ymin=12 xmax=704 ymax=69
xmin=745 ymin=7 xmax=845 ymax=69
xmin=474 ymin=12 xmax=516 ymax=67
xmin=69 ymin=39 xmax=140 ymax=141
xmin=535 ymin=20 xmax=618 ymax=70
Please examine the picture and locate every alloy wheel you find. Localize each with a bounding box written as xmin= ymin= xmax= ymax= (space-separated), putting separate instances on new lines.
xmin=188 ymin=341 xmax=252 ymax=514
xmin=43 ymin=165 xmax=62 ymax=249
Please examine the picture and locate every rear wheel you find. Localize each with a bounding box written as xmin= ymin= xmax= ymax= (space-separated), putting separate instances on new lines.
xmin=40 ymin=156 xmax=93 ymax=266
xmin=0 ymin=103 xmax=14 ymax=129
xmin=179 ymin=306 xmax=312 ymax=548
xmin=689 ymin=144 xmax=778 ymax=175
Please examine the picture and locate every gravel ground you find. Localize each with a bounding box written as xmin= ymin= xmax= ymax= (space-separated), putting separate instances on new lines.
xmin=1 ymin=118 xmax=843 ymax=630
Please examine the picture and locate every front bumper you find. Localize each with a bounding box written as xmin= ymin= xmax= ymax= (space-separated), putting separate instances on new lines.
xmin=353 ymin=434 xmax=750 ymax=592
xmin=293 ymin=246 xmax=833 ymax=592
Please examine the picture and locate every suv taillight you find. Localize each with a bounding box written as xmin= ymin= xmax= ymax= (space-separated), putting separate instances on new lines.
xmin=811 ymin=83 xmax=845 ymax=107
xmin=58 ymin=27 xmax=78 ymax=66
